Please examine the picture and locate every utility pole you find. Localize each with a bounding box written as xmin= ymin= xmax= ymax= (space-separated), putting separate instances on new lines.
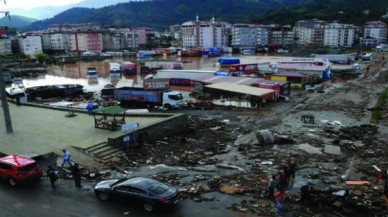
xmin=0 ymin=3 xmax=13 ymax=133
xmin=0 ymin=68 xmax=13 ymax=133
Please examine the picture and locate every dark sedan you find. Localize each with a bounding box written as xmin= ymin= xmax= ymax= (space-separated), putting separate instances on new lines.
xmin=94 ymin=177 xmax=180 ymax=212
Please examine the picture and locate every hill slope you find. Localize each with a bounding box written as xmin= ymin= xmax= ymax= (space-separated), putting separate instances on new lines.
xmin=25 ymin=0 xmax=388 ymax=30
xmin=26 ymin=0 xmax=303 ymax=30
xmin=0 ymin=15 xmax=37 ymax=29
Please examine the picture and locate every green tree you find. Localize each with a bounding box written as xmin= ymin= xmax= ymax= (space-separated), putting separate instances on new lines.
xmin=35 ymin=51 xmax=49 ymax=63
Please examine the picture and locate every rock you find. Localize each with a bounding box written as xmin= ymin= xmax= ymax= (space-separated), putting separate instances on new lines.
xmin=294 ymin=143 xmax=323 ymax=154
xmin=255 ymin=130 xmax=275 ymax=145
xmin=339 ymin=140 xmax=354 ymax=146
xmin=324 ymin=145 xmax=341 ymax=155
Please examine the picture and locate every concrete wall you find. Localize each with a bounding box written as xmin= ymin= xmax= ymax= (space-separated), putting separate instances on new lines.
xmin=108 ymin=113 xmax=188 ymax=150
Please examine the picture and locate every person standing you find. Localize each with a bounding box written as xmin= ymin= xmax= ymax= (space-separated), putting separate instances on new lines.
xmin=61 ymin=149 xmax=72 ymax=168
xmin=286 ymin=159 xmax=298 ymax=186
xmin=277 ymin=169 xmax=287 ymax=191
xmin=274 ymin=188 xmax=287 ymax=215
xmin=71 ymin=163 xmax=82 ymax=188
xmin=268 ymin=175 xmax=276 ymax=199
xmin=46 ymin=165 xmax=58 ymax=189
xmin=86 ymin=101 xmax=94 ymax=115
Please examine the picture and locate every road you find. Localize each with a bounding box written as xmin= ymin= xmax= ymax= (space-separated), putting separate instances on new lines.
xmin=0 ymin=175 xmax=242 ymax=217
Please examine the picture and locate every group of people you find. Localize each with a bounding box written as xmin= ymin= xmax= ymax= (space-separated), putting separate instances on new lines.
xmin=46 ymin=149 xmax=82 ymax=189
xmin=267 ymin=159 xmax=299 ymax=215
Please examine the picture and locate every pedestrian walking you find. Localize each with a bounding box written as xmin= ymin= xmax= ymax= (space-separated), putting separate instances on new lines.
xmin=71 ymin=163 xmax=82 ymax=188
xmin=61 ymin=149 xmax=72 ymax=168
xmin=46 ymin=165 xmax=58 ymax=189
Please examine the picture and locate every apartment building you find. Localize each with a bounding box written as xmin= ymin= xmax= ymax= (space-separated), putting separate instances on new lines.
xmin=324 ymin=23 xmax=357 ymax=47
xmin=294 ymin=19 xmax=326 ymax=45
xmin=181 ymin=17 xmax=231 ymax=49
xmin=231 ymin=24 xmax=259 ymax=48
xmin=41 ymin=33 xmax=70 ymax=51
xmin=256 ymin=25 xmax=270 ymax=46
xmin=269 ymin=25 xmax=294 ymax=46
xmin=47 ymin=23 xmax=101 ymax=32
xmin=68 ymin=31 xmax=103 ymax=53
xmin=18 ymin=35 xmax=43 ymax=57
xmin=361 ymin=20 xmax=387 ymax=46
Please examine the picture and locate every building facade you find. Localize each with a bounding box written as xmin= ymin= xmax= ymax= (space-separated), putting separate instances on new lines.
xmin=294 ymin=19 xmax=326 ymax=46
xmin=362 ymin=20 xmax=387 ymax=45
xmin=181 ymin=17 xmax=231 ymax=49
xmin=18 ymin=35 xmax=43 ymax=57
xmin=324 ymin=23 xmax=357 ymax=47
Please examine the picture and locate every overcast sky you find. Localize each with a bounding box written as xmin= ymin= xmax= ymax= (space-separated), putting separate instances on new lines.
xmin=2 ymin=0 xmax=84 ymax=10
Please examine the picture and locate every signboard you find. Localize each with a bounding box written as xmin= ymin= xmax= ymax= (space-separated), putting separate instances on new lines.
xmin=143 ymin=78 xmax=170 ymax=89
xmin=121 ymin=122 xmax=139 ymax=132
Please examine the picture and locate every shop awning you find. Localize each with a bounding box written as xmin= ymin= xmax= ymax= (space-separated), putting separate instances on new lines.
xmin=204 ymin=82 xmax=274 ymax=97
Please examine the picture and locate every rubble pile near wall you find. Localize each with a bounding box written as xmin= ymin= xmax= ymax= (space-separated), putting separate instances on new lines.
xmin=92 ymin=52 xmax=388 ymax=216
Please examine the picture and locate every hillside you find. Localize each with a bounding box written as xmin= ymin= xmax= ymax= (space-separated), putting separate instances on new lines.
xmin=25 ymin=0 xmax=303 ymax=30
xmin=0 ymin=15 xmax=37 ymax=29
xmin=24 ymin=0 xmax=388 ymax=30
xmin=258 ymin=0 xmax=388 ymax=25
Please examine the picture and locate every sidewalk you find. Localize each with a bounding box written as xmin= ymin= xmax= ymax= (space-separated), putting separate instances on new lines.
xmin=0 ymin=102 xmax=166 ymax=158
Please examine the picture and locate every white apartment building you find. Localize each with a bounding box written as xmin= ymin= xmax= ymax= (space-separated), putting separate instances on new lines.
xmin=294 ymin=19 xmax=326 ymax=45
xmin=363 ymin=20 xmax=387 ymax=44
xmin=18 ymin=35 xmax=43 ymax=57
xmin=181 ymin=17 xmax=231 ymax=49
xmin=0 ymin=38 xmax=12 ymax=55
xmin=256 ymin=25 xmax=269 ymax=46
xmin=231 ymin=24 xmax=258 ymax=47
xmin=324 ymin=23 xmax=356 ymax=47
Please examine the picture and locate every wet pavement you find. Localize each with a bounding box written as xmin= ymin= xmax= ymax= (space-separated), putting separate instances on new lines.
xmin=0 ymin=102 xmax=176 ymax=160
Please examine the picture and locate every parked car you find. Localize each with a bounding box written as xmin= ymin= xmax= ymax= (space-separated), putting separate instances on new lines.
xmin=0 ymin=155 xmax=43 ymax=186
xmin=94 ymin=177 xmax=180 ymax=212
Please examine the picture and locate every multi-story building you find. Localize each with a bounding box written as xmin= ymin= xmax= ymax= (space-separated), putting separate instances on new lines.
xmin=231 ymin=24 xmax=259 ymax=48
xmin=47 ymin=23 xmax=101 ymax=32
xmin=256 ymin=25 xmax=270 ymax=46
xmin=324 ymin=23 xmax=357 ymax=47
xmin=181 ymin=17 xmax=231 ymax=49
xmin=68 ymin=31 xmax=103 ymax=53
xmin=18 ymin=35 xmax=43 ymax=57
xmin=294 ymin=19 xmax=326 ymax=46
xmin=41 ymin=33 xmax=70 ymax=51
xmin=269 ymin=25 xmax=294 ymax=47
xmin=0 ymin=38 xmax=12 ymax=55
xmin=361 ymin=20 xmax=387 ymax=46
xmin=132 ymin=27 xmax=157 ymax=49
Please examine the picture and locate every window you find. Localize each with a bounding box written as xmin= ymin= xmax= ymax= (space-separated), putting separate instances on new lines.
xmin=128 ymin=187 xmax=147 ymax=195
xmin=148 ymin=183 xmax=169 ymax=194
xmin=0 ymin=162 xmax=12 ymax=170
xmin=168 ymin=94 xmax=183 ymax=100
xmin=17 ymin=163 xmax=37 ymax=172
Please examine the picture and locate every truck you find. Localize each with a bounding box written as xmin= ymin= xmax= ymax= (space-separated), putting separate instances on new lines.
xmin=143 ymin=61 xmax=183 ymax=72
xmin=87 ymin=67 xmax=98 ymax=80
xmin=109 ymin=63 xmax=121 ymax=77
xmin=114 ymin=87 xmax=184 ymax=109
xmin=121 ymin=62 xmax=137 ymax=75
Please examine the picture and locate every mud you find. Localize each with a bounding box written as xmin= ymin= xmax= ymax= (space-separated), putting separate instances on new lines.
xmin=87 ymin=52 xmax=388 ymax=216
